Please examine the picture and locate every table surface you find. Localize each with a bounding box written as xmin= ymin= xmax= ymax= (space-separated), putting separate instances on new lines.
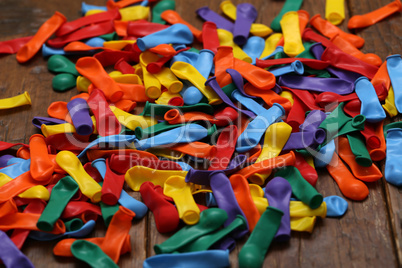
xmin=0 ymin=0 xmax=401 ymax=267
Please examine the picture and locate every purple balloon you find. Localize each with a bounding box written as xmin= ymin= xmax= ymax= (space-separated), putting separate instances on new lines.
xmin=226 ymin=69 xmax=257 ymax=99
xmin=0 ymin=155 xmax=14 ymax=168
xmin=209 ymin=171 xmax=249 ymax=239
xmin=282 ymin=129 xmax=326 ymax=150
xmin=205 ymin=76 xmax=256 ymax=118
xmin=196 ymin=6 xmax=234 ymax=32
xmin=66 ymin=98 xmax=93 ymax=136
xmin=0 ymin=230 xmax=34 ymax=268
xmin=272 ymin=83 xmax=283 ymax=94
xmin=299 ymin=110 xmax=327 ymax=132
xmin=211 ymin=236 xmax=236 ymax=252
xmin=185 ymin=154 xmax=247 ymax=185
xmin=264 ymin=177 xmax=292 ymax=242
xmin=278 ymin=75 xmax=354 ymax=95
xmin=233 ymin=3 xmax=257 ymax=45
xmin=32 ymin=116 xmax=67 ymax=129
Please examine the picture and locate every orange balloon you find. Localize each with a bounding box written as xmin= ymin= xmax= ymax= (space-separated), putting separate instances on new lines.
xmin=214 ymin=46 xmax=235 ymax=87
xmin=149 ymin=44 xmax=177 ymax=57
xmin=336 ymin=137 xmax=382 ymax=182
xmin=243 ymin=83 xmax=292 ymax=113
xmin=0 ymin=199 xmax=18 ymax=219
xmin=29 ymin=134 xmax=54 ymax=183
xmin=161 ymin=10 xmax=203 ymax=42
xmin=101 ymin=206 xmax=135 ymax=263
xmin=236 ymin=151 xmax=295 ymax=179
xmin=0 ymin=212 xmax=65 ymax=234
xmin=326 ymin=152 xmax=369 ymax=201
xmin=112 ymin=99 xmax=137 ymax=112
xmin=16 ymin=12 xmax=66 ymax=63
xmin=76 ymin=57 xmax=124 ymax=102
xmin=371 ymin=61 xmax=391 ymax=89
xmin=229 ymin=174 xmax=260 ymax=231
xmin=330 ymin=34 xmax=382 ymax=66
xmin=310 ymin=14 xmax=365 ymax=48
xmin=47 ymin=101 xmax=71 ymax=123
xmin=233 ymin=58 xmax=276 ymax=90
xmin=170 ymin=142 xmax=217 ymax=160
xmin=0 ymin=172 xmax=44 ymax=203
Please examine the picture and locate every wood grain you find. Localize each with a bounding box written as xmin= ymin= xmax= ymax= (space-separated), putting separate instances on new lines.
xmin=0 ymin=0 xmax=400 ymax=267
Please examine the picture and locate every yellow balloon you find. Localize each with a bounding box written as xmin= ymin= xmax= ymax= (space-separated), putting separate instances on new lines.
xmin=289 ymin=201 xmax=327 ymax=218
xmin=171 ymin=61 xmax=222 ymax=105
xmin=0 ymin=91 xmax=31 ymax=110
xmin=217 ymin=29 xmax=252 ymax=63
xmin=109 ymin=72 xmax=143 ymax=85
xmin=85 ymin=10 xmax=105 ymax=16
xmin=279 ymin=90 xmax=294 ymax=105
xmin=119 ymin=6 xmax=149 ymax=21
xmin=260 ymin=33 xmax=283 ymax=59
xmin=219 ymin=0 xmax=273 ymax=37
xmin=382 ymin=86 xmax=398 ymax=118
xmin=290 ymin=216 xmax=317 ymax=233
xmin=41 ymin=117 xmax=97 ymax=137
xmin=109 ymin=106 xmax=157 ymax=131
xmin=325 ymin=0 xmax=345 ymax=25
xmin=155 ymin=91 xmax=182 ymax=105
xmin=0 ymin=173 xmax=49 ymax=201
xmin=76 ymin=76 xmax=91 ymax=92
xmin=103 ymin=40 xmax=136 ymax=50
xmin=249 ymin=122 xmax=292 ymax=185
xmin=280 ymin=11 xmax=305 ymax=57
xmin=164 ymin=175 xmax=200 ymax=225
xmin=125 ymin=165 xmax=188 ymax=191
xmin=56 ymin=151 xmax=102 ymax=203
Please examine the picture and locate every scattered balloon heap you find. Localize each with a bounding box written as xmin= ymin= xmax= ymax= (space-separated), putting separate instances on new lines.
xmin=0 ymin=0 xmax=401 ymax=267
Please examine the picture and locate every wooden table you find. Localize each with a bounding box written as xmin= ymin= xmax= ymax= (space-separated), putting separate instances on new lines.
xmin=0 ymin=0 xmax=400 ymax=267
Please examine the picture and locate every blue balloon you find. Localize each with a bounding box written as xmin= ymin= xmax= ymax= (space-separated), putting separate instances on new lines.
xmin=384 ymin=128 xmax=402 ymax=187
xmin=354 ymin=76 xmax=386 ymax=123
xmin=77 ymin=135 xmax=137 ymax=158
xmin=0 ymin=159 xmax=30 ymax=178
xmin=269 ymin=60 xmax=304 ymax=77
xmin=387 ymin=54 xmax=402 ymax=113
xmin=136 ymin=24 xmax=194 ymax=51
xmin=324 ymin=196 xmax=348 ymax=217
xmin=314 ymin=140 xmax=335 ymax=168
xmin=243 ymin=36 xmax=265 ymax=64
xmin=232 ymin=89 xmax=266 ymax=116
xmin=236 ymin=103 xmax=285 ymax=153
xmin=143 ymin=250 xmax=230 ymax=268
xmin=134 ymin=124 xmax=208 ymax=151
xmin=29 ymin=220 xmax=96 ymax=241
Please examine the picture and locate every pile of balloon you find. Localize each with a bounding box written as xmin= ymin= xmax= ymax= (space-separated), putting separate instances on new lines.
xmin=0 ymin=0 xmax=401 ymax=267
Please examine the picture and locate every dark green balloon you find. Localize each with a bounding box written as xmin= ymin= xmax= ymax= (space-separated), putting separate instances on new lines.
xmin=152 ymin=0 xmax=176 ymax=24
xmin=47 ymin=55 xmax=79 ymax=76
xmin=52 ymin=73 xmax=76 ymax=92
xmin=71 ymin=240 xmax=119 ymax=268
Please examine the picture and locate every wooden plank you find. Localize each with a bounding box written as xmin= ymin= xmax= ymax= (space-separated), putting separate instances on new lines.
xmin=348 ymin=0 xmax=402 ymax=266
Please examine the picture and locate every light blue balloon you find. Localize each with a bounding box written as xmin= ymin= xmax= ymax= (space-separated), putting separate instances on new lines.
xmin=134 ymin=124 xmax=208 ymax=151
xmin=136 ymin=24 xmax=194 ymax=51
xmin=324 ymin=196 xmax=348 ymax=217
xmin=243 ymin=36 xmax=265 ymax=64
xmin=384 ymin=128 xmax=402 ymax=187
xmin=0 ymin=159 xmax=30 ymax=178
xmin=29 ymin=220 xmax=96 ymax=241
xmin=231 ymin=89 xmax=266 ymax=116
xmin=81 ymin=2 xmax=107 ymax=14
xmin=236 ymin=103 xmax=285 ymax=153
xmin=314 ymin=140 xmax=335 ymax=168
xmin=354 ymin=76 xmax=386 ymax=123
xmin=387 ymin=54 xmax=402 ymax=113
xmin=143 ymin=250 xmax=230 ymax=268
xmin=77 ymin=135 xmax=137 ymax=158
xmin=260 ymin=46 xmax=284 ymax=60
xmin=269 ymin=60 xmax=304 ymax=77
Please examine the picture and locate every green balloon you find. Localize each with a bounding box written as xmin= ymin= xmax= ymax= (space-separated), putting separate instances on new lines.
xmin=52 ymin=73 xmax=76 ymax=92
xmin=71 ymin=240 xmax=119 ymax=268
xmin=47 ymin=55 xmax=79 ymax=76
xmin=276 ymin=166 xmax=323 ymax=209
xmin=152 ymin=0 xmax=176 ymax=24
xmin=319 ymin=103 xmax=352 ymax=141
xmin=154 ymin=208 xmax=228 ymax=254
xmin=64 ymin=218 xmax=84 ymax=232
xmin=347 ymin=132 xmax=372 ymax=167
xmin=99 ymin=32 xmax=118 ymax=41
xmin=37 ymin=176 xmax=79 ymax=232
xmin=184 ymin=215 xmax=247 ymax=252
xmin=238 ymin=207 xmax=283 ymax=268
